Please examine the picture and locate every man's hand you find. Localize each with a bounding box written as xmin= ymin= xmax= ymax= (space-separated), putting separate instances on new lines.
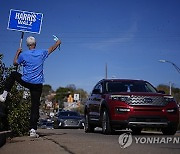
xmin=13 ymin=48 xmax=22 ymax=66
xmin=16 ymin=48 xmax=22 ymax=55
xmin=53 ymin=35 xmax=59 ymax=41
xmin=53 ymin=35 xmax=61 ymax=51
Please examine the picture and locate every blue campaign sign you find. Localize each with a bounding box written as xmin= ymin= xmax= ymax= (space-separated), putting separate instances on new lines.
xmin=7 ymin=9 xmax=43 ymax=34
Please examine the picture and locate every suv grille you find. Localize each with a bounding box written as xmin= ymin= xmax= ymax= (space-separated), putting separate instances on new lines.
xmin=126 ymin=96 xmax=168 ymax=106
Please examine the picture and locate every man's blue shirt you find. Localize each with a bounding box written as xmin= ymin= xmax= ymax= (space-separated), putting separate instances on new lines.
xmin=17 ymin=49 xmax=49 ymax=84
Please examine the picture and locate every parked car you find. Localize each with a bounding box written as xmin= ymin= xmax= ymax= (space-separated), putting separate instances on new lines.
xmin=54 ymin=111 xmax=84 ymax=129
xmin=38 ymin=119 xmax=48 ymax=129
xmin=46 ymin=120 xmax=54 ymax=129
xmin=38 ymin=118 xmax=54 ymax=129
xmin=84 ymin=79 xmax=179 ymax=135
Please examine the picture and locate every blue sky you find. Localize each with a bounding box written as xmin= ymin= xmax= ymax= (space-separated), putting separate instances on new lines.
xmin=1 ymin=0 xmax=180 ymax=93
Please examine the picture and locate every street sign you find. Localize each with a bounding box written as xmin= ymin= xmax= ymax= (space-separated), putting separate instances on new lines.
xmin=7 ymin=9 xmax=43 ymax=34
xmin=74 ymin=94 xmax=80 ymax=101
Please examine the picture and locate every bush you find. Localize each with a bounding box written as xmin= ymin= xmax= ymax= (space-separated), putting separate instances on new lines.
xmin=0 ymin=55 xmax=31 ymax=137
xmin=7 ymin=87 xmax=31 ymax=136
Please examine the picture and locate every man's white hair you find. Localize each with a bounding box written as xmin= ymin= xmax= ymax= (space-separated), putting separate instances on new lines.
xmin=26 ymin=36 xmax=36 ymax=46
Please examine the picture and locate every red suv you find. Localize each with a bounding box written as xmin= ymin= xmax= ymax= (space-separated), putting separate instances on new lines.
xmin=84 ymin=79 xmax=179 ymax=135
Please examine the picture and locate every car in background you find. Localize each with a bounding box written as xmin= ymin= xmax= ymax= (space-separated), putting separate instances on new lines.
xmin=54 ymin=111 xmax=84 ymax=129
xmin=84 ymin=79 xmax=179 ymax=135
xmin=38 ymin=118 xmax=54 ymax=129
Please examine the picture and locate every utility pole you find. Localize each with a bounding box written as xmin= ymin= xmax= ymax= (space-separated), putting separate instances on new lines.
xmin=169 ymin=82 xmax=172 ymax=95
xmin=105 ymin=63 xmax=108 ymax=79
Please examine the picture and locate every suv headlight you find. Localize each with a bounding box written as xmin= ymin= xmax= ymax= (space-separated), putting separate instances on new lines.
xmin=163 ymin=96 xmax=175 ymax=103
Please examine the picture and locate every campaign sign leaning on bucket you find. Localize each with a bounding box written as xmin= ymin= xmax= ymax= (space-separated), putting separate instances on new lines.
xmin=7 ymin=9 xmax=43 ymax=34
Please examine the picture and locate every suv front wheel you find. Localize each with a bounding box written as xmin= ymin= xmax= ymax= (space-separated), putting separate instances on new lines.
xmin=161 ymin=124 xmax=177 ymax=135
xmin=102 ymin=109 xmax=112 ymax=135
xmin=84 ymin=113 xmax=94 ymax=133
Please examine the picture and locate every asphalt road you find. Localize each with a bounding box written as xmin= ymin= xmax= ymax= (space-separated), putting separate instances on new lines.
xmin=37 ymin=128 xmax=180 ymax=154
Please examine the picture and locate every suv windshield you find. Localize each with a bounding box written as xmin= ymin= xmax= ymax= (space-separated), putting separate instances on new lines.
xmin=106 ymin=81 xmax=157 ymax=93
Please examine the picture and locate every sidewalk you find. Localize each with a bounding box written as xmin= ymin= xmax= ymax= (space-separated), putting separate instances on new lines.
xmin=0 ymin=130 xmax=69 ymax=154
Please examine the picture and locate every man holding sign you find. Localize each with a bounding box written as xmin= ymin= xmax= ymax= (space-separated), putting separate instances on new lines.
xmin=0 ymin=35 xmax=61 ymax=137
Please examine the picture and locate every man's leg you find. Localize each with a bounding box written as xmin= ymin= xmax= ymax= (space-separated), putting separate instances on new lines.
xmin=29 ymin=85 xmax=42 ymax=131
xmin=0 ymin=71 xmax=25 ymax=102
xmin=5 ymin=71 xmax=25 ymax=91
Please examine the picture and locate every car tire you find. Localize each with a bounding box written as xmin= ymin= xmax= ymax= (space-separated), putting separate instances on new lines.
xmin=131 ymin=128 xmax=142 ymax=135
xmin=84 ymin=114 xmax=94 ymax=133
xmin=53 ymin=121 xmax=59 ymax=129
xmin=102 ymin=109 xmax=112 ymax=135
xmin=161 ymin=125 xmax=177 ymax=135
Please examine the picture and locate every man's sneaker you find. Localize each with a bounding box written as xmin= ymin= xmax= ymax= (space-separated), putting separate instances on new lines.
xmin=29 ymin=129 xmax=39 ymax=138
xmin=0 ymin=94 xmax=6 ymax=103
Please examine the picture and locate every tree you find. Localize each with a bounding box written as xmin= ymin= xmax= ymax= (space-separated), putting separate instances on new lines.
xmin=157 ymin=84 xmax=180 ymax=103
xmin=75 ymin=88 xmax=88 ymax=103
xmin=66 ymin=84 xmax=76 ymax=91
xmin=42 ymin=84 xmax=53 ymax=97
xmin=55 ymin=87 xmax=73 ymax=102
xmin=55 ymin=85 xmax=88 ymax=109
xmin=156 ymin=84 xmax=169 ymax=95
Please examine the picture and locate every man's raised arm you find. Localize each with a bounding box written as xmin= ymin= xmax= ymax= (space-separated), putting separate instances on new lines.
xmin=48 ymin=39 xmax=61 ymax=55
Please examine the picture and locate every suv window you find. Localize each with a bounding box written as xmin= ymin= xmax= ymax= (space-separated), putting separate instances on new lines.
xmin=93 ymin=83 xmax=103 ymax=93
xmin=106 ymin=81 xmax=157 ymax=93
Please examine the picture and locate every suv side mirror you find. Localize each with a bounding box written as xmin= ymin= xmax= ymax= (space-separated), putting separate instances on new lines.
xmin=92 ymin=89 xmax=101 ymax=94
xmin=158 ymin=90 xmax=165 ymax=94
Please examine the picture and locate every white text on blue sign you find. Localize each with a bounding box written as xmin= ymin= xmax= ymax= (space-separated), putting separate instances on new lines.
xmin=7 ymin=9 xmax=43 ymax=34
